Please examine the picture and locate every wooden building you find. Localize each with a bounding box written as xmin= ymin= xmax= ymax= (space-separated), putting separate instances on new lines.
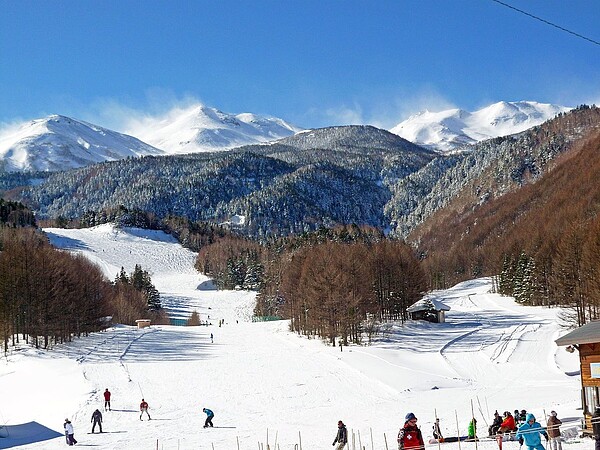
xmin=407 ymin=297 xmax=451 ymax=323
xmin=555 ymin=320 xmax=600 ymax=433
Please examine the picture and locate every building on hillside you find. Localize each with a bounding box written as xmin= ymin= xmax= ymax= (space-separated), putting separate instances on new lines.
xmin=555 ymin=320 xmax=600 ymax=434
xmin=407 ymin=297 xmax=451 ymax=323
xmin=135 ymin=319 xmax=151 ymax=329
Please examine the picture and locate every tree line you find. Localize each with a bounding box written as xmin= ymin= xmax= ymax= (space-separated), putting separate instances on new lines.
xmin=0 ymin=203 xmax=166 ymax=353
xmin=196 ymin=224 xmax=427 ymax=345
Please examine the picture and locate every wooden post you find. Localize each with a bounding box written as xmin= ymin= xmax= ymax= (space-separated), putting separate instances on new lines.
xmin=384 ymin=432 xmax=389 ymax=450
xmin=299 ymin=430 xmax=302 ymax=450
xmin=370 ymin=427 xmax=374 ymax=449
xmin=456 ymin=410 xmax=462 ymax=450
xmin=435 ymin=408 xmax=441 ymax=450
xmin=237 ymin=436 xmax=240 ymax=450
xmin=471 ymin=399 xmax=478 ymax=450
xmin=358 ymin=429 xmax=362 ymax=449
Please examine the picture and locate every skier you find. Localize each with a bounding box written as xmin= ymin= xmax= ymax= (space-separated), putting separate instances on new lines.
xmin=432 ymin=418 xmax=443 ymax=441
xmin=203 ymin=407 xmax=214 ymax=428
xmin=546 ymin=411 xmax=562 ymax=450
xmin=592 ymin=406 xmax=600 ymax=450
xmin=397 ymin=412 xmax=424 ymax=450
xmin=332 ymin=420 xmax=348 ymax=449
xmin=91 ymin=408 xmax=103 ymax=433
xmin=210 ymin=333 xmax=213 ymax=343
xmin=64 ymin=418 xmax=77 ymax=446
xmin=516 ymin=413 xmax=549 ymax=450
xmin=140 ymin=398 xmax=151 ymax=421
xmin=103 ymin=388 xmax=111 ymax=411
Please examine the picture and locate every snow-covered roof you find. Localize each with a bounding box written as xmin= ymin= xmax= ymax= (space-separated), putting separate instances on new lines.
xmin=555 ymin=320 xmax=600 ymax=346
xmin=407 ymin=297 xmax=451 ymax=313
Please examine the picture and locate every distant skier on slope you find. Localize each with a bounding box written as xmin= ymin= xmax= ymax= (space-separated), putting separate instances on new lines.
xmin=140 ymin=399 xmax=151 ymax=421
xmin=91 ymin=408 xmax=103 ymax=433
xmin=203 ymin=407 xmax=214 ymax=428
xmin=332 ymin=420 xmax=348 ymax=449
xmin=103 ymin=388 xmax=111 ymax=411
xmin=516 ymin=413 xmax=548 ymax=450
xmin=64 ymin=418 xmax=77 ymax=446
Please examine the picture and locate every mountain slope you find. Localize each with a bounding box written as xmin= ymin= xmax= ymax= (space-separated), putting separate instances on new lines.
xmin=1 ymin=224 xmax=582 ymax=449
xmin=0 ymin=115 xmax=163 ymax=172
xmin=390 ymin=101 xmax=571 ymax=152
xmin=15 ymin=125 xmax=437 ymax=236
xmin=125 ymin=104 xmax=302 ymax=154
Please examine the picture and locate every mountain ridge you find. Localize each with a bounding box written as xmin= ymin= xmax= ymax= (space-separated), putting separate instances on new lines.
xmin=390 ymin=101 xmax=571 ymax=152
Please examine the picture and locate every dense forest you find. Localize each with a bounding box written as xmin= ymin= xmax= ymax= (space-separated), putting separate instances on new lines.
xmin=0 ymin=202 xmax=166 ymax=353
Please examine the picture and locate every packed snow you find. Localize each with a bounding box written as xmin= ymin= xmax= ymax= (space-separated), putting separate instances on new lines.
xmin=0 ymin=224 xmax=590 ymax=450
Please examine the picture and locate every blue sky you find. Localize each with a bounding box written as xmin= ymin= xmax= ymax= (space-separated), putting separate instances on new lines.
xmin=1 ymin=0 xmax=599 ymax=130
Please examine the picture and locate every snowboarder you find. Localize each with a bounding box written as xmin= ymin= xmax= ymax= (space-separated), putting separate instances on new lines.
xmin=432 ymin=418 xmax=443 ymax=441
xmin=91 ymin=408 xmax=103 ymax=433
xmin=332 ymin=420 xmax=348 ymax=449
xmin=140 ymin=398 xmax=151 ymax=420
xmin=203 ymin=407 xmax=214 ymax=428
xmin=546 ymin=411 xmax=562 ymax=450
xmin=489 ymin=411 xmax=502 ymax=436
xmin=64 ymin=418 xmax=77 ymax=446
xmin=592 ymin=406 xmax=600 ymax=450
xmin=103 ymin=388 xmax=111 ymax=411
xmin=397 ymin=412 xmax=424 ymax=450
xmin=516 ymin=413 xmax=549 ymax=450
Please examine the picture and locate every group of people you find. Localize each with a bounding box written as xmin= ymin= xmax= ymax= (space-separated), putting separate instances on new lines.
xmin=63 ymin=387 xmax=216 ymax=444
xmin=393 ymin=410 xmax=561 ymax=450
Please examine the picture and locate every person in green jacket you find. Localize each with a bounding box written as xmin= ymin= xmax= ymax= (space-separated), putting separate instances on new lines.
xmin=468 ymin=418 xmax=477 ymax=439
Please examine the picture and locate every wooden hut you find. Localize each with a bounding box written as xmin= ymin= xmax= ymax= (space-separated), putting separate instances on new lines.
xmin=555 ymin=320 xmax=600 ymax=434
xmin=407 ymin=297 xmax=451 ymax=323
xmin=135 ymin=319 xmax=151 ymax=329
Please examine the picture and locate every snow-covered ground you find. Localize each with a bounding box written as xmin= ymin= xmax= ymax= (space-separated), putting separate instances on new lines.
xmin=0 ymin=224 xmax=588 ymax=450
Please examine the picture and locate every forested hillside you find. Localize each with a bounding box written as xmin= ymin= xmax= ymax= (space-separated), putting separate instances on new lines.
xmin=13 ymin=126 xmax=437 ymax=237
xmin=415 ymin=118 xmax=600 ymax=325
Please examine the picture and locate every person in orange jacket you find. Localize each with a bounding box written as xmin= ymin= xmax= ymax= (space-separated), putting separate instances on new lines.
xmin=498 ymin=411 xmax=516 ymax=434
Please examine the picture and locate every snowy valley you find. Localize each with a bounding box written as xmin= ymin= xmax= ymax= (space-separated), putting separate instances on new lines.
xmin=0 ymin=224 xmax=587 ymax=450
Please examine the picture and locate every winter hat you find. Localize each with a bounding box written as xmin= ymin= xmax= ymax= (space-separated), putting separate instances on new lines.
xmin=550 ymin=411 xmax=557 ymax=417
xmin=405 ymin=412 xmax=417 ymax=422
xmin=338 ymin=420 xmax=344 ymax=426
xmin=526 ymin=413 xmax=535 ymax=422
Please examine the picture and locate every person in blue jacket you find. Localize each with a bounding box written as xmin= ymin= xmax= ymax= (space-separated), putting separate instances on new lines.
xmin=203 ymin=408 xmax=214 ymax=428
xmin=516 ymin=413 xmax=549 ymax=450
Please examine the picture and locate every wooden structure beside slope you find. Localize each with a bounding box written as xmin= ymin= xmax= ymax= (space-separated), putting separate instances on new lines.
xmin=555 ymin=320 xmax=600 ymax=434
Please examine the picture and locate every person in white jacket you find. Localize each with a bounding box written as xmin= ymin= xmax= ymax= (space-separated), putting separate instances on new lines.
xmin=64 ymin=418 xmax=77 ymax=446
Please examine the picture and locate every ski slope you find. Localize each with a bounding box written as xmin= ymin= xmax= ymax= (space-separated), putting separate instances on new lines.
xmin=0 ymin=224 xmax=587 ymax=450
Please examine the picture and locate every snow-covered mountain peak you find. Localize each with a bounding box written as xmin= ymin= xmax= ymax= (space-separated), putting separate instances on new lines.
xmin=0 ymin=115 xmax=163 ymax=172
xmin=390 ymin=101 xmax=571 ymax=153
xmin=126 ymin=103 xmax=303 ymax=155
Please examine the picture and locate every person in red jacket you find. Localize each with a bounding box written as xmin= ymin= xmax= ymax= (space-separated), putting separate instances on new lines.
xmin=140 ymin=399 xmax=151 ymax=421
xmin=398 ymin=413 xmax=424 ymax=450
xmin=103 ymin=388 xmax=111 ymax=411
xmin=498 ymin=411 xmax=516 ymax=434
